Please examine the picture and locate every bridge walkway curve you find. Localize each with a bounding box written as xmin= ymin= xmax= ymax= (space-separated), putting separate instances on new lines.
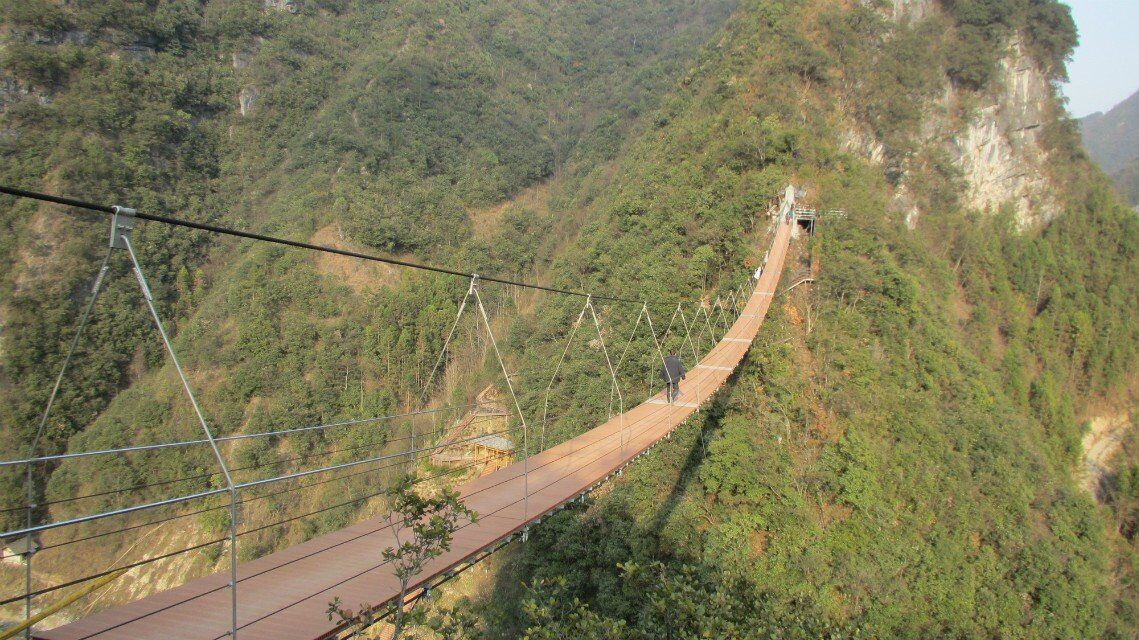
xmin=36 ymin=209 xmax=794 ymax=640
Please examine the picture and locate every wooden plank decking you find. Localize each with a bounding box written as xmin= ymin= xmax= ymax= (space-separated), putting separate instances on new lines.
xmin=36 ymin=215 xmax=793 ymax=640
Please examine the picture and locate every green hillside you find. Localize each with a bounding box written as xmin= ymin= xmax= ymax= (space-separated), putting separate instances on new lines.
xmin=1081 ymin=88 xmax=1139 ymax=175
xmin=0 ymin=0 xmax=736 ymax=523
xmin=0 ymin=0 xmax=740 ymax=617
xmin=1111 ymin=156 xmax=1139 ymax=207
xmin=1081 ymin=88 xmax=1139 ymax=206
xmin=481 ymin=1 xmax=1139 ymax=637
xmin=2 ymin=0 xmax=1139 ymax=638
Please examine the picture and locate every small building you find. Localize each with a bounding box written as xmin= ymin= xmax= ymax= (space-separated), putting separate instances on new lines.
xmin=430 ymin=385 xmax=512 ymax=476
xmin=468 ymin=434 xmax=515 ymax=475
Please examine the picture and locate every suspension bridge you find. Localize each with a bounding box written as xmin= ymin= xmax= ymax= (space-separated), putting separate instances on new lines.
xmin=0 ymin=184 xmax=799 ymax=639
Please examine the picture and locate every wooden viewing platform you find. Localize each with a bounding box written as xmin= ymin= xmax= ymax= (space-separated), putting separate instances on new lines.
xmin=35 ymin=208 xmax=794 ymax=640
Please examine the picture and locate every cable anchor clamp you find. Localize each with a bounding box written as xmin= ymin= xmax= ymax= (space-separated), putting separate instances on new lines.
xmin=109 ymin=205 xmax=136 ymax=250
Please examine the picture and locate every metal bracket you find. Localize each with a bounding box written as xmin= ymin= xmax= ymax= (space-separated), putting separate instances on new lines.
xmin=109 ymin=206 xmax=136 ymax=250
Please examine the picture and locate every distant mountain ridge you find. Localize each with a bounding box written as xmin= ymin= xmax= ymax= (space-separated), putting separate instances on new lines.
xmin=1080 ymin=89 xmax=1139 ymax=174
xmin=1080 ymin=89 xmax=1139 ymax=205
xmin=1112 ymin=157 xmax=1139 ymax=207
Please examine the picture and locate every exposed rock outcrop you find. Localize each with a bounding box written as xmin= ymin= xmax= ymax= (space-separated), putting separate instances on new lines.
xmin=846 ymin=1 xmax=1060 ymax=227
xmin=1082 ymin=411 xmax=1133 ymax=499
xmin=887 ymin=0 xmax=935 ymax=23
xmin=238 ymin=86 xmax=258 ymax=117
xmin=941 ymin=39 xmax=1059 ymax=224
xmin=263 ymin=0 xmax=301 ymax=13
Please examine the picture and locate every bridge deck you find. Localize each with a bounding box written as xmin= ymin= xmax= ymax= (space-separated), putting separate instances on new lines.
xmin=37 ymin=216 xmax=792 ymax=640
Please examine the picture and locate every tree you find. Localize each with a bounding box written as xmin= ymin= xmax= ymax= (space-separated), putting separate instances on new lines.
xmin=328 ymin=474 xmax=478 ymax=640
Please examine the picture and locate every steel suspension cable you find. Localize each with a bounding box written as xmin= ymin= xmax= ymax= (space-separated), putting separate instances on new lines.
xmin=0 ymin=537 xmax=229 ymax=607
xmin=540 ymin=299 xmax=590 ymax=452
xmin=659 ymin=304 xmax=677 ymax=344
xmin=697 ymin=302 xmax=717 ymax=348
xmin=612 ymin=304 xmax=646 ymax=374
xmin=586 ymin=299 xmax=625 ymax=449
xmin=608 ymin=303 xmax=646 ymax=416
xmin=471 ymin=279 xmax=531 ymax=519
xmin=642 ymin=306 xmax=671 ymax=394
xmin=276 ymin=220 xmax=784 ymax=619
xmin=0 ymin=421 xmax=515 ymax=541
xmin=231 ymin=391 xmax=694 ymax=636
xmin=714 ymin=297 xmax=731 ymax=333
xmin=0 ymin=421 xmax=508 ymax=561
xmin=675 ymin=304 xmax=701 ymax=364
xmin=417 ymin=292 xmax=472 ymax=449
xmin=0 ymin=448 xmax=516 ymax=605
xmin=0 ymin=183 xmax=785 ymax=634
xmin=235 ymin=451 xmax=505 ymax=538
xmin=233 ymin=424 xmax=519 ymax=492
xmin=17 ymin=383 xmax=691 ymax=624
xmin=408 ymin=278 xmax=480 ymax=469
xmin=0 ymin=412 xmax=477 ymax=515
xmin=121 ymin=233 xmax=241 ymax=640
xmin=0 ymin=185 xmax=645 ymax=306
xmin=230 ymin=394 xmax=686 ymax=635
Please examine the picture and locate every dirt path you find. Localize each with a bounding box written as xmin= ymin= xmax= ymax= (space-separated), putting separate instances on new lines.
xmin=1081 ymin=412 xmax=1132 ymax=498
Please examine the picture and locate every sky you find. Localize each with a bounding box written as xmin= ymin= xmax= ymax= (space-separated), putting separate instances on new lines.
xmin=1061 ymin=0 xmax=1139 ymax=118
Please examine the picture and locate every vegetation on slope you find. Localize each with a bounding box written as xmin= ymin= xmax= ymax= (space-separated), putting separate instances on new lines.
xmin=1 ymin=0 xmax=1137 ymax=638
xmin=415 ymin=1 xmax=1137 ymax=638
xmin=1097 ymin=410 xmax=1139 ymax=632
xmin=1080 ymin=88 xmax=1139 ymax=175
xmin=1109 ymin=157 xmax=1139 ymax=207
xmin=1080 ymin=87 xmax=1139 ymax=206
xmin=0 ymin=0 xmax=738 ymax=614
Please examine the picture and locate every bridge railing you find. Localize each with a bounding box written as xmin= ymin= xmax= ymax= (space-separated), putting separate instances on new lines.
xmin=0 ymin=184 xmax=786 ymax=638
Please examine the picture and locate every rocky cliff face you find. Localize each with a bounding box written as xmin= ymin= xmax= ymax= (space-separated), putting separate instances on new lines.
xmin=888 ymin=0 xmax=936 ymax=23
xmin=941 ymin=38 xmax=1059 ymax=224
xmin=848 ymin=3 xmax=1061 ymax=227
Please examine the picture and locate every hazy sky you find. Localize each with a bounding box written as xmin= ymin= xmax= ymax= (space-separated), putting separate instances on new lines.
xmin=1061 ymin=0 xmax=1139 ymax=118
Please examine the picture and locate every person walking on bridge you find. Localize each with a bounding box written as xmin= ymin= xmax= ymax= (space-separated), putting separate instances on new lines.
xmin=661 ymin=350 xmax=685 ymax=403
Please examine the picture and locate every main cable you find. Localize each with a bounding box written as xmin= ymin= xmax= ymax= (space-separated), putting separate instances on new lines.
xmin=0 ymin=185 xmax=644 ymax=306
xmin=0 ymin=184 xmax=780 ymax=615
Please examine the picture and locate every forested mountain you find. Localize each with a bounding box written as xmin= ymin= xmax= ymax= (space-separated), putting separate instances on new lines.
xmin=1081 ymin=88 xmax=1139 ymax=174
xmin=0 ymin=0 xmax=740 ymax=619
xmin=2 ymin=0 xmax=1138 ymax=638
xmin=1081 ymin=88 xmax=1139 ymax=205
xmin=1112 ymin=157 xmax=1139 ymax=207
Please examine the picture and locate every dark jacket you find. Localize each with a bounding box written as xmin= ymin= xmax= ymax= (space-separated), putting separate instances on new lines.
xmin=660 ymin=355 xmax=685 ymax=384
